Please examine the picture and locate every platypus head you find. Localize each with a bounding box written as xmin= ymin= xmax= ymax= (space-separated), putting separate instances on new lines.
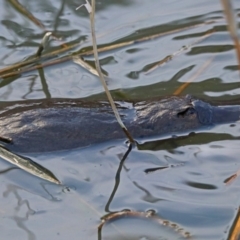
xmin=178 ymin=95 xmax=213 ymax=125
xmin=133 ymin=95 xmax=213 ymax=137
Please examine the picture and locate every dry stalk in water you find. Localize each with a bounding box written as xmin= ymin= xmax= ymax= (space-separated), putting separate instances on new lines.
xmin=99 ymin=210 xmax=191 ymax=239
xmin=77 ymin=0 xmax=134 ymax=144
xmin=221 ymin=0 xmax=240 ymax=69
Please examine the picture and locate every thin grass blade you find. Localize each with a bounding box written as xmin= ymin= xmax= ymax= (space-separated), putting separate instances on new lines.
xmin=0 ymin=146 xmax=60 ymax=184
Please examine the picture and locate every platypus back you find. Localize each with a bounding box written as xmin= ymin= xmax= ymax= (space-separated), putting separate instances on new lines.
xmin=0 ymin=96 xmax=239 ymax=153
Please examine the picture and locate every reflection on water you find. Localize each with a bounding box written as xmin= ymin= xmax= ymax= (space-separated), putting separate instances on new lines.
xmin=3 ymin=184 xmax=36 ymax=240
xmin=1 ymin=125 xmax=240 ymax=239
xmin=0 ymin=0 xmax=240 ymax=239
xmin=0 ymin=0 xmax=239 ymax=101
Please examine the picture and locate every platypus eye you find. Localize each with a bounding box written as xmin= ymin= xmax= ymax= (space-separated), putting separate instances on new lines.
xmin=177 ymin=107 xmax=195 ymax=118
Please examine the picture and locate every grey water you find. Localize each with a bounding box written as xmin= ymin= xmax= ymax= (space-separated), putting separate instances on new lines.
xmin=0 ymin=0 xmax=240 ymax=239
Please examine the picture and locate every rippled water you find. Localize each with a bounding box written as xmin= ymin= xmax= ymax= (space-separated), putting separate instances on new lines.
xmin=0 ymin=0 xmax=240 ymax=239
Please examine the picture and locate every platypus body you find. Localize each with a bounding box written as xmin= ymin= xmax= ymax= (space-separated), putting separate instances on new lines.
xmin=0 ymin=95 xmax=239 ymax=153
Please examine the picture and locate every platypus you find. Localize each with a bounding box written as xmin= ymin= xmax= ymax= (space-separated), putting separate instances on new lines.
xmin=0 ymin=95 xmax=239 ymax=153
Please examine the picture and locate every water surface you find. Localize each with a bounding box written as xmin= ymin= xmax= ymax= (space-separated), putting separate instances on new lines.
xmin=0 ymin=0 xmax=240 ymax=239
